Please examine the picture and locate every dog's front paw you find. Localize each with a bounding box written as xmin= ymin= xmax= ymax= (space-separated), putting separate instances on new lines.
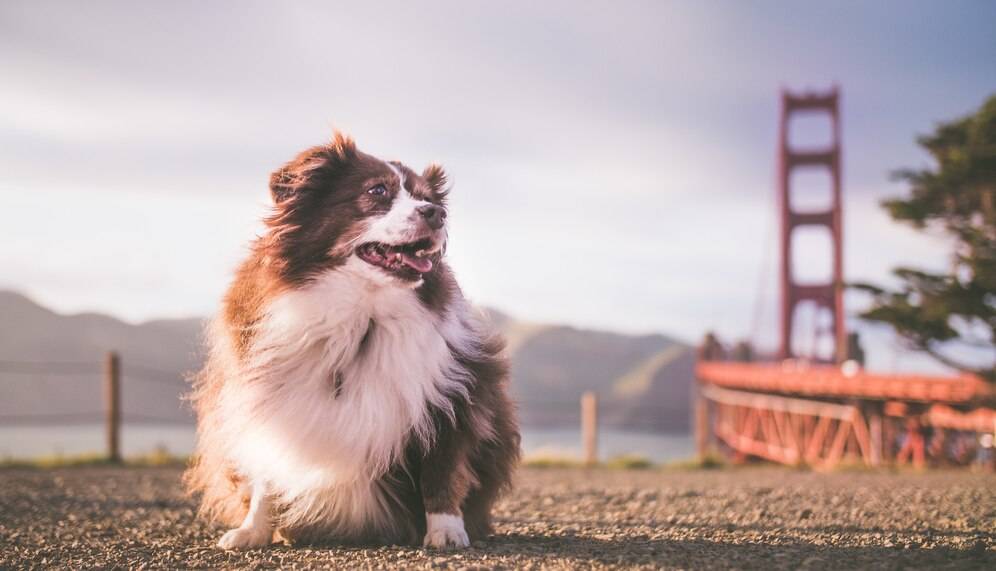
xmin=423 ymin=513 xmax=470 ymax=549
xmin=217 ymin=526 xmax=271 ymax=550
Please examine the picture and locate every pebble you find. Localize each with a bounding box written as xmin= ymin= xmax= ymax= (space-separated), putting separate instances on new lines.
xmin=0 ymin=467 xmax=993 ymax=569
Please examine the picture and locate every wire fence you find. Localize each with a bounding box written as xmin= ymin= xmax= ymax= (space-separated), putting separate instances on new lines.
xmin=0 ymin=356 xmax=190 ymax=426
xmin=0 ymin=358 xmax=678 ymax=422
xmin=1 ymin=354 xmax=685 ymax=463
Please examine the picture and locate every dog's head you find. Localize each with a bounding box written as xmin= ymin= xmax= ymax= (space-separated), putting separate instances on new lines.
xmin=264 ymin=133 xmax=449 ymax=287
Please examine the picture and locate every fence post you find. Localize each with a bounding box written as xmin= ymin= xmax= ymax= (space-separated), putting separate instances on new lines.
xmin=105 ymin=351 xmax=121 ymax=463
xmin=695 ymin=390 xmax=710 ymax=461
xmin=867 ymin=404 xmax=883 ymax=467
xmin=581 ymin=391 xmax=598 ymax=467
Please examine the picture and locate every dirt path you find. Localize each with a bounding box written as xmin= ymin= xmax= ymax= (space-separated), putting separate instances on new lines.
xmin=1 ymin=466 xmax=993 ymax=569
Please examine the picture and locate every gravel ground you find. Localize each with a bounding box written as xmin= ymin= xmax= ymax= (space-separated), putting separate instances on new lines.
xmin=0 ymin=466 xmax=993 ymax=570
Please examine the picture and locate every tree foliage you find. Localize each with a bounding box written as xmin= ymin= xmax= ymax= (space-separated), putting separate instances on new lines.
xmin=855 ymin=95 xmax=996 ymax=381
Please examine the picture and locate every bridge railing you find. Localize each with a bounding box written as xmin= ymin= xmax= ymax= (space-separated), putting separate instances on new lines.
xmin=696 ymin=361 xmax=993 ymax=405
xmin=695 ymin=358 xmax=995 ymax=469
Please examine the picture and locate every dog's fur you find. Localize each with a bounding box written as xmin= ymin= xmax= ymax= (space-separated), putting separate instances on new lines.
xmin=184 ymin=133 xmax=519 ymax=549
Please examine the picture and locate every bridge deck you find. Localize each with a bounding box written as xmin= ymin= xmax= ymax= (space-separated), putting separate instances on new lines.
xmin=696 ymin=362 xmax=992 ymax=405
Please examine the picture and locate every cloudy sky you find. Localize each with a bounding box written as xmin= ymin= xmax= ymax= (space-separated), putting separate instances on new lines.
xmin=2 ymin=1 xmax=995 ymax=372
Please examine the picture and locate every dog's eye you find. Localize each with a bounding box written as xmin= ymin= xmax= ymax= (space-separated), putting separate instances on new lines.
xmin=367 ymin=184 xmax=388 ymax=197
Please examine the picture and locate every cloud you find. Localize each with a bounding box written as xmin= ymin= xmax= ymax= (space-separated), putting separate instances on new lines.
xmin=1 ymin=0 xmax=994 ymax=377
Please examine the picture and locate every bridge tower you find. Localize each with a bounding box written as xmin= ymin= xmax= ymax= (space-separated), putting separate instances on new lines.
xmin=778 ymin=87 xmax=846 ymax=362
xmin=696 ymin=87 xmax=995 ymax=471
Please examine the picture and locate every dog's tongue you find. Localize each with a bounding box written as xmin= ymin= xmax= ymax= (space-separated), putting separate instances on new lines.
xmin=400 ymin=252 xmax=432 ymax=273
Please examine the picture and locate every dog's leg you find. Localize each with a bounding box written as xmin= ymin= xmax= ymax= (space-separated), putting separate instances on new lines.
xmin=421 ymin=421 xmax=474 ymax=549
xmin=217 ymin=480 xmax=273 ymax=550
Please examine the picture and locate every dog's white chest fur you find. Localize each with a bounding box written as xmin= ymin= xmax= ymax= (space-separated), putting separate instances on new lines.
xmin=216 ymin=262 xmax=470 ymax=534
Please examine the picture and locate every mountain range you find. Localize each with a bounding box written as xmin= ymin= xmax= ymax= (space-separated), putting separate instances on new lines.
xmin=0 ymin=291 xmax=694 ymax=433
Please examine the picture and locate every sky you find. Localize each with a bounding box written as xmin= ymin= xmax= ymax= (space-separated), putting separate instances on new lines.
xmin=2 ymin=1 xmax=995 ymax=373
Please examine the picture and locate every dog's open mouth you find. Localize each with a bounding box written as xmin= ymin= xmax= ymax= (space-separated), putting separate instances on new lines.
xmin=356 ymin=238 xmax=436 ymax=279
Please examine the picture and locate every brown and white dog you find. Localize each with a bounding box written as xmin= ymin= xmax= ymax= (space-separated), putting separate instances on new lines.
xmin=185 ymin=133 xmax=519 ymax=550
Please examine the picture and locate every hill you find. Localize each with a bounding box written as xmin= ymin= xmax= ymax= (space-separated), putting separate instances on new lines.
xmin=0 ymin=291 xmax=203 ymax=425
xmin=0 ymin=292 xmax=694 ymax=432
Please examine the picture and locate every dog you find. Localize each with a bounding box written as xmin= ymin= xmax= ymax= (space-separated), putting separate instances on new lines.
xmin=184 ymin=133 xmax=519 ymax=550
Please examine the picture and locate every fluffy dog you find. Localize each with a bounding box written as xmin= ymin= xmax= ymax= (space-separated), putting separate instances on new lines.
xmin=185 ymin=133 xmax=519 ymax=549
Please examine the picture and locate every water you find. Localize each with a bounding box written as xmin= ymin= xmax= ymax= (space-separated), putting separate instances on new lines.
xmin=520 ymin=428 xmax=693 ymax=463
xmin=0 ymin=424 xmax=196 ymax=460
xmin=0 ymin=424 xmax=694 ymax=464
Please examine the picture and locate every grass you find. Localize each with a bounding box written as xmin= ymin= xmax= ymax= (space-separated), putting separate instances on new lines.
xmin=12 ymin=447 xmax=661 ymax=471
xmin=662 ymin=452 xmax=728 ymax=470
xmin=6 ymin=448 xmax=915 ymax=473
xmin=0 ymin=447 xmax=188 ymax=469
xmin=604 ymin=454 xmax=654 ymax=469
xmin=521 ymin=452 xmax=585 ymax=468
xmin=522 ymin=452 xmax=657 ymax=469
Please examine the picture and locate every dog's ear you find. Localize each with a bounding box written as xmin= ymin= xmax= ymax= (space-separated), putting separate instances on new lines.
xmin=422 ymin=163 xmax=449 ymax=199
xmin=326 ymin=131 xmax=357 ymax=162
xmin=268 ymin=167 xmax=297 ymax=204
xmin=269 ymin=132 xmax=358 ymax=204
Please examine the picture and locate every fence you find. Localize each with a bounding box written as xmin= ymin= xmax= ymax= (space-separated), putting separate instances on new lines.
xmin=1 ymin=355 xmax=674 ymax=465
xmin=0 ymin=351 xmax=190 ymax=462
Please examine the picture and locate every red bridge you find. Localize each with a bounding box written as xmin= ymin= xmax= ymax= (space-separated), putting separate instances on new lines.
xmin=694 ymin=88 xmax=995 ymax=469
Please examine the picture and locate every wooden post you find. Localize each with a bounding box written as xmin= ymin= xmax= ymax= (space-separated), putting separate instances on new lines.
xmin=581 ymin=391 xmax=598 ymax=467
xmin=105 ymin=351 xmax=121 ymax=463
xmin=911 ymin=421 xmax=926 ymax=470
xmin=695 ymin=392 xmax=710 ymax=460
xmin=882 ymin=415 xmax=895 ymax=465
xmin=867 ymin=406 xmax=883 ymax=467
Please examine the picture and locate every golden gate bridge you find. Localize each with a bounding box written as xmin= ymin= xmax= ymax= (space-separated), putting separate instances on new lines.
xmin=695 ymin=87 xmax=995 ymax=469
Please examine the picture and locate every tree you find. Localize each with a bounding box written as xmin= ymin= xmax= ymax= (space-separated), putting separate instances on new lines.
xmin=855 ymin=95 xmax=996 ymax=381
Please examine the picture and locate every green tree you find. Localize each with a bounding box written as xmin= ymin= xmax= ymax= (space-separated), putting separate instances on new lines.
xmin=855 ymin=95 xmax=996 ymax=381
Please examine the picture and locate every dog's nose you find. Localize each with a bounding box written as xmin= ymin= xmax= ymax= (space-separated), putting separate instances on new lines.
xmin=417 ymin=204 xmax=447 ymax=230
